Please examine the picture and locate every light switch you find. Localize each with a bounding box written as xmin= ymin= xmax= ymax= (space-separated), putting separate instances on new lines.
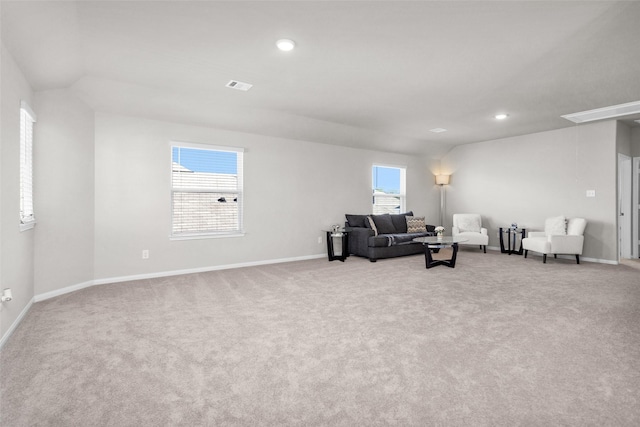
xmin=586 ymin=190 xmax=596 ymax=197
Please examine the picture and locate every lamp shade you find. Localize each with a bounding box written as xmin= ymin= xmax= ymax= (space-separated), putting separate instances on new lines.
xmin=435 ymin=174 xmax=450 ymax=185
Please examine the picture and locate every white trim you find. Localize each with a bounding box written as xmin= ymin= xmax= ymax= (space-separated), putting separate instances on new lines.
xmin=633 ymin=157 xmax=639 ymax=259
xmin=169 ymin=232 xmax=245 ymax=241
xmin=19 ymin=221 xmax=35 ymax=232
xmin=34 ymin=254 xmax=326 ymax=302
xmin=519 ymin=249 xmax=618 ymax=265
xmin=0 ymin=297 xmax=34 ymax=350
xmin=34 ymin=280 xmax=95 ymax=303
xmin=3 ymin=249 xmax=620 ymax=350
xmin=171 ymin=140 xmax=244 ymax=153
xmin=32 ymin=249 xmax=620 ymax=305
xmin=487 ymin=245 xmax=617 ymax=264
xmin=20 ymin=100 xmax=37 ymax=121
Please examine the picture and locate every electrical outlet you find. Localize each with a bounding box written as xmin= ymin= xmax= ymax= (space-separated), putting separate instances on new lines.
xmin=586 ymin=190 xmax=596 ymax=198
xmin=142 ymin=250 xmax=149 ymax=259
xmin=318 ymin=236 xmax=322 ymax=244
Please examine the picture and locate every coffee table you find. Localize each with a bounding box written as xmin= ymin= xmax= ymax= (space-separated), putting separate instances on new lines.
xmin=413 ymin=236 xmax=469 ymax=269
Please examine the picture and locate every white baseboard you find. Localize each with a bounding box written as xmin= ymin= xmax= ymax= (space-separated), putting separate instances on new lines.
xmin=36 ymin=253 xmax=327 ymax=301
xmin=3 ymin=249 xmax=616 ymax=350
xmin=485 ymin=245 xmax=617 ymax=264
xmin=34 ymin=280 xmax=95 ymax=303
xmin=0 ymin=297 xmax=34 ymax=350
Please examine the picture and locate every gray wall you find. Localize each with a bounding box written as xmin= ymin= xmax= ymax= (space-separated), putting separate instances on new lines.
xmin=440 ymin=121 xmax=618 ymax=261
xmin=93 ymin=113 xmax=439 ymax=280
xmin=1 ymin=45 xmax=35 ymax=339
xmin=616 ymin=121 xmax=632 ymax=156
xmin=33 ymin=89 xmax=95 ymax=296
xmin=632 ymin=127 xmax=640 ymax=157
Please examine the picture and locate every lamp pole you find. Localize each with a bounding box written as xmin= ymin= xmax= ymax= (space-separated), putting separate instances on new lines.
xmin=435 ymin=174 xmax=450 ymax=227
xmin=439 ymin=184 xmax=445 ymax=227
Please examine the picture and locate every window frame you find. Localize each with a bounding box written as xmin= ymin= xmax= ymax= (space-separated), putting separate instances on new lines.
xmin=372 ymin=164 xmax=407 ymax=214
xmin=169 ymin=141 xmax=244 ymax=240
xmin=19 ymin=101 xmax=36 ymax=231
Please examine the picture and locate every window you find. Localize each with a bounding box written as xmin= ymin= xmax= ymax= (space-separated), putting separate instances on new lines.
xmin=372 ymin=165 xmax=406 ymax=214
xmin=20 ymin=101 xmax=36 ymax=230
xmin=171 ymin=142 xmax=244 ymax=238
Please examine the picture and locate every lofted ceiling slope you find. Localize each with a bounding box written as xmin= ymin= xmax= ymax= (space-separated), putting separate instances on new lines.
xmin=2 ymin=1 xmax=640 ymax=157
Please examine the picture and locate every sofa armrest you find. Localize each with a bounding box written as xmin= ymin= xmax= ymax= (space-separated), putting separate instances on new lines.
xmin=480 ymin=227 xmax=488 ymax=235
xmin=345 ymin=227 xmax=375 ymax=257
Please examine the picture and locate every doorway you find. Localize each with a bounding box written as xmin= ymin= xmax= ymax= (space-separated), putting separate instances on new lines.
xmin=633 ymin=157 xmax=640 ymax=258
xmin=618 ymin=153 xmax=632 ymax=260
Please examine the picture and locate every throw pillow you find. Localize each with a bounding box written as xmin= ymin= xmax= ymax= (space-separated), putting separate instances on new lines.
xmin=370 ymin=214 xmax=397 ymax=235
xmin=457 ymin=215 xmax=481 ymax=233
xmin=545 ymin=215 xmax=567 ymax=235
xmin=345 ymin=214 xmax=368 ymax=228
xmin=367 ymin=216 xmax=378 ymax=236
xmin=406 ymin=216 xmax=426 ymax=233
xmin=390 ymin=211 xmax=413 ymax=233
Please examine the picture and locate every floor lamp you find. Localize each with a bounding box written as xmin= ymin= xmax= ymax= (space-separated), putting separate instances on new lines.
xmin=435 ymin=174 xmax=450 ymax=226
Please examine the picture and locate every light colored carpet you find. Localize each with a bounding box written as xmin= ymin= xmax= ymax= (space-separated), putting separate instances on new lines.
xmin=1 ymin=249 xmax=639 ymax=426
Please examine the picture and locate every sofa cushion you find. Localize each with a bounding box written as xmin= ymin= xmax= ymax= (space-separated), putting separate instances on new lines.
xmin=345 ymin=214 xmax=368 ymax=228
xmin=369 ymin=234 xmax=393 ymax=247
xmin=369 ymin=232 xmax=431 ymax=248
xmin=370 ymin=214 xmax=397 ymax=235
xmin=545 ymin=216 xmax=567 ymax=236
xmin=390 ymin=211 xmax=413 ymax=233
xmin=406 ymin=216 xmax=426 ymax=233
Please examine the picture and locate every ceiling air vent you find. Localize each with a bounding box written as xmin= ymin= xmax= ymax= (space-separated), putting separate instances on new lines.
xmin=561 ymin=100 xmax=640 ymax=123
xmin=226 ymin=80 xmax=253 ymax=91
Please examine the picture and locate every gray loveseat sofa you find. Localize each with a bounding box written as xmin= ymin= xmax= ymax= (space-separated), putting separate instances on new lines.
xmin=345 ymin=212 xmax=436 ymax=262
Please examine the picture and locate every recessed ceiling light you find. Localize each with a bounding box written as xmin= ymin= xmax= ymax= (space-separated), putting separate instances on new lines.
xmin=562 ymin=100 xmax=640 ymax=123
xmin=276 ymin=39 xmax=296 ymax=51
xmin=635 ymin=119 xmax=640 ymax=124
xmin=495 ymin=113 xmax=509 ymax=120
xmin=429 ymin=128 xmax=447 ymax=133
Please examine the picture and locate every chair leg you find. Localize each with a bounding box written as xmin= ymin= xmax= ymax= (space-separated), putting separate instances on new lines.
xmin=524 ymin=250 xmax=528 ymax=258
xmin=554 ymin=254 xmax=557 ymax=259
xmin=576 ymin=255 xmax=580 ymax=264
xmin=543 ymin=254 xmax=547 ymax=263
xmin=483 ymin=245 xmax=486 ymax=254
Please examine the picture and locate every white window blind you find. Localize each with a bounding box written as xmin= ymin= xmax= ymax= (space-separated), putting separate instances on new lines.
xmin=20 ymin=101 xmax=36 ymax=230
xmin=372 ymin=165 xmax=406 ymax=214
xmin=171 ymin=142 xmax=244 ymax=238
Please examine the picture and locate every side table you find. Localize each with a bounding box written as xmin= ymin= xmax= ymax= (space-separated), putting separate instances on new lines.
xmin=325 ymin=230 xmax=349 ymax=262
xmin=499 ymin=227 xmax=526 ymax=255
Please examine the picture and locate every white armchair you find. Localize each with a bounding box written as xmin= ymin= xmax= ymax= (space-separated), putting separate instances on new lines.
xmin=452 ymin=213 xmax=489 ymax=253
xmin=522 ymin=216 xmax=587 ymax=264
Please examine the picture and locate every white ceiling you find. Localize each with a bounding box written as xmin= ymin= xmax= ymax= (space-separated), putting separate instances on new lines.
xmin=2 ymin=1 xmax=640 ymax=157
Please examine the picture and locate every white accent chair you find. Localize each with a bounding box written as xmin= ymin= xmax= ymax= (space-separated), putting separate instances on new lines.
xmin=522 ymin=216 xmax=587 ymax=264
xmin=452 ymin=213 xmax=489 ymax=253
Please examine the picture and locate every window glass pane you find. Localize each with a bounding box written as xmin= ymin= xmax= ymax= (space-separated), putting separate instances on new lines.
xmin=171 ymin=144 xmax=243 ymax=237
xmin=20 ymin=103 xmax=36 ymax=227
xmin=372 ymin=165 xmax=405 ymax=214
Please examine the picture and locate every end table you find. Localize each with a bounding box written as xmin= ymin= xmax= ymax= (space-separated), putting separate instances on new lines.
xmin=499 ymin=227 xmax=526 ymax=255
xmin=324 ymin=230 xmax=349 ymax=262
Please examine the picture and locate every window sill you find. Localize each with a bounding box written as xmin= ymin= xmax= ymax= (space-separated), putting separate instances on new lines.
xmin=169 ymin=232 xmax=245 ymax=241
xmin=20 ymin=221 xmax=36 ymax=232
